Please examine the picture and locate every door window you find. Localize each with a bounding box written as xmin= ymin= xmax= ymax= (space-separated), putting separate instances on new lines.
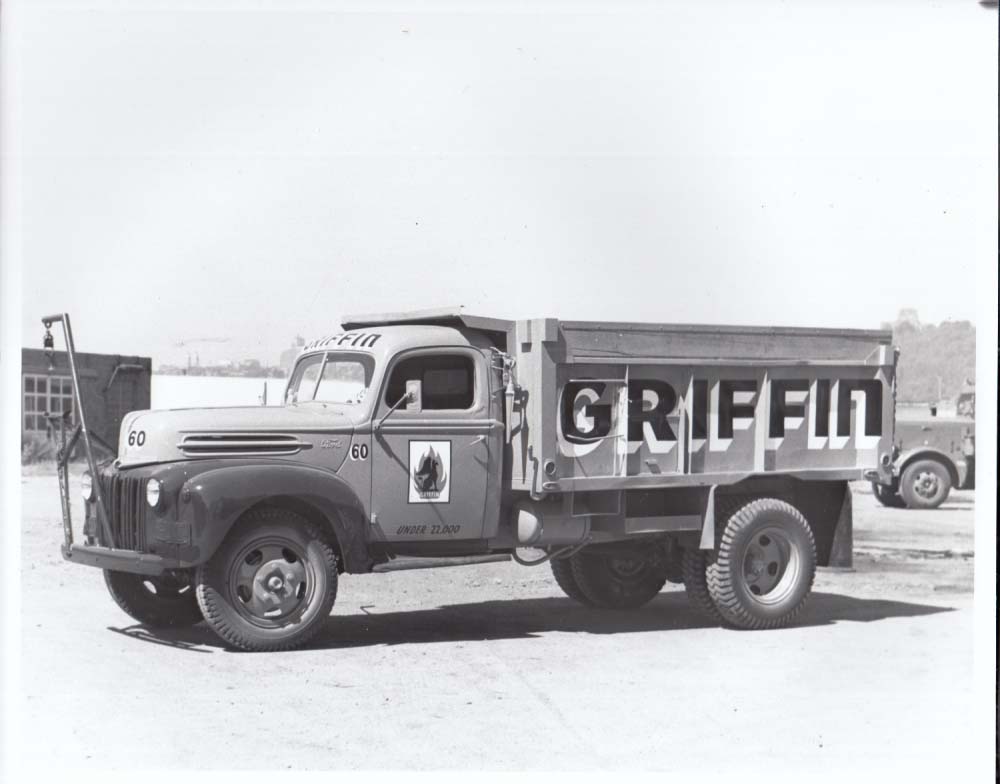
xmin=384 ymin=354 xmax=475 ymax=411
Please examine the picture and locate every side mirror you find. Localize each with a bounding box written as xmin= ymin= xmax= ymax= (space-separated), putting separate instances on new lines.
xmin=406 ymin=380 xmax=422 ymax=412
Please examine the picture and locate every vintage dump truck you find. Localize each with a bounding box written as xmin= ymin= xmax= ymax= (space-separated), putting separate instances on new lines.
xmin=44 ymin=309 xmax=897 ymax=651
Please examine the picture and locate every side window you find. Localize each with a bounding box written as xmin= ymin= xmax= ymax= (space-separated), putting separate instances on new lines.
xmin=384 ymin=354 xmax=476 ymax=411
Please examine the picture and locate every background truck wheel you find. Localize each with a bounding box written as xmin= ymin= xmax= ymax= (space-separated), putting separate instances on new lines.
xmin=196 ymin=508 xmax=338 ymax=652
xmin=706 ymin=498 xmax=816 ymax=630
xmin=103 ymin=569 xmax=203 ymax=628
xmin=871 ymin=481 xmax=906 ymax=508
xmin=549 ymin=557 xmax=596 ymax=606
xmin=568 ymin=548 xmax=668 ymax=609
xmin=681 ymin=548 xmax=723 ymax=622
xmin=899 ymin=459 xmax=952 ymax=510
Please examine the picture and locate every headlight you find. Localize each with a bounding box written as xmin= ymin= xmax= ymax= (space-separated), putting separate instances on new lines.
xmin=146 ymin=478 xmax=162 ymax=509
xmin=81 ymin=472 xmax=94 ymax=502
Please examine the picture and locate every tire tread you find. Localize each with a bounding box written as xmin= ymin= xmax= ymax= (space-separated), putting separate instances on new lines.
xmin=104 ymin=570 xmax=203 ymax=628
xmin=550 ymin=557 xmax=595 ymax=606
xmin=680 ymin=548 xmax=723 ymax=622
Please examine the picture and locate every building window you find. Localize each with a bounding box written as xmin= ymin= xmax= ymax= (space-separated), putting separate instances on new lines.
xmin=23 ymin=374 xmax=74 ymax=435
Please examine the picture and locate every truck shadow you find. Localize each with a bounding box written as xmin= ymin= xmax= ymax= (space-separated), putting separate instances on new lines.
xmin=111 ymin=590 xmax=957 ymax=653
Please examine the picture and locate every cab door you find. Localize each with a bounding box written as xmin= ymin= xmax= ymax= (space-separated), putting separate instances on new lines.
xmin=371 ymin=348 xmax=495 ymax=544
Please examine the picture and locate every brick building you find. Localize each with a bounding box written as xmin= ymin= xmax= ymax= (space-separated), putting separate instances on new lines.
xmin=21 ymin=348 xmax=151 ymax=454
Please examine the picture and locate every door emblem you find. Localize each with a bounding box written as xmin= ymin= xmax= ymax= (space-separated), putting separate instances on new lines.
xmin=409 ymin=441 xmax=451 ymax=503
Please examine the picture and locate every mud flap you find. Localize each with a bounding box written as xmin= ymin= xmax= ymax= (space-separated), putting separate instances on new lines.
xmin=698 ymin=484 xmax=717 ymax=550
xmin=827 ymin=484 xmax=853 ymax=569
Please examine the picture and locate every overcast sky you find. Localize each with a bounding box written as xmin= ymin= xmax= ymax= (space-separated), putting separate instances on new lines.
xmin=9 ymin=0 xmax=998 ymax=367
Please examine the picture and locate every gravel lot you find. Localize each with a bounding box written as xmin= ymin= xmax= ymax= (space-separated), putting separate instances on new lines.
xmin=18 ymin=466 xmax=978 ymax=773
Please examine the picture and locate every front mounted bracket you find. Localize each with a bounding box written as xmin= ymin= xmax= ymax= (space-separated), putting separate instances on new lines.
xmin=41 ymin=313 xmax=115 ymax=549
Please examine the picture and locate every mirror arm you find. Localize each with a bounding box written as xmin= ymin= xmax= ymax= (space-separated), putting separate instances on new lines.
xmin=375 ymin=393 xmax=410 ymax=431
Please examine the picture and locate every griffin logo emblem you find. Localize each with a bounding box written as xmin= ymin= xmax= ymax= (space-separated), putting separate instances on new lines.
xmin=408 ymin=441 xmax=451 ymax=503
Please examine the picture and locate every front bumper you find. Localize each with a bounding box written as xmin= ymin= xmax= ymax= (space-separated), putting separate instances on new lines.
xmin=61 ymin=543 xmax=178 ymax=575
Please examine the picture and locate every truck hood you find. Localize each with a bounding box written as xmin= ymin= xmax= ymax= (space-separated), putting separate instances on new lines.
xmin=116 ymin=404 xmax=363 ymax=467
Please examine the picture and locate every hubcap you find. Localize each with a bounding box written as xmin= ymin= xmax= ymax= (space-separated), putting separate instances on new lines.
xmin=231 ymin=541 xmax=310 ymax=625
xmin=740 ymin=526 xmax=800 ymax=605
xmin=913 ymin=471 xmax=940 ymax=500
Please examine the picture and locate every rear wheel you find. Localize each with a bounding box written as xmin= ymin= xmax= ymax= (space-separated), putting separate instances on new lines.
xmin=550 ymin=558 xmax=595 ymax=606
xmin=104 ymin=569 xmax=203 ymax=627
xmin=568 ymin=547 xmax=668 ymax=609
xmin=196 ymin=508 xmax=338 ymax=652
xmin=871 ymin=481 xmax=905 ymax=508
xmin=706 ymin=498 xmax=816 ymax=630
xmin=899 ymin=459 xmax=952 ymax=510
xmin=681 ymin=548 xmax=723 ymax=622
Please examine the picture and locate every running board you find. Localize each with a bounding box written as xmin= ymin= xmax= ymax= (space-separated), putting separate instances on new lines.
xmin=372 ymin=554 xmax=511 ymax=573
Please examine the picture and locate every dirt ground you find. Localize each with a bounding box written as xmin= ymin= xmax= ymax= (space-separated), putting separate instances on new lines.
xmin=17 ymin=466 xmax=979 ymax=773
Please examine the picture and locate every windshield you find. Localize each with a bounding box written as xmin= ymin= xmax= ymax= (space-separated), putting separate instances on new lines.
xmin=285 ymin=352 xmax=375 ymax=405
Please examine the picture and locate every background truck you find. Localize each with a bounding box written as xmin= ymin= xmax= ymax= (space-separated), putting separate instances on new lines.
xmin=45 ymin=309 xmax=897 ymax=651
xmin=872 ymin=383 xmax=975 ymax=510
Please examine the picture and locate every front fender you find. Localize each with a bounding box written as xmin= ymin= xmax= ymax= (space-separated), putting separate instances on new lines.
xmin=894 ymin=447 xmax=964 ymax=488
xmin=180 ymin=463 xmax=371 ymax=572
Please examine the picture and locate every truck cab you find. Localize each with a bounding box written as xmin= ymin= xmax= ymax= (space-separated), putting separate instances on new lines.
xmin=285 ymin=325 xmax=507 ymax=549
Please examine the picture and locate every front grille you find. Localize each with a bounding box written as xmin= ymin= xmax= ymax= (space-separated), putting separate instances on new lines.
xmin=97 ymin=471 xmax=148 ymax=551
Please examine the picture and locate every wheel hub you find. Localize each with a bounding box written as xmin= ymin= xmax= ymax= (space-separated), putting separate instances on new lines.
xmin=608 ymin=555 xmax=646 ymax=579
xmin=914 ymin=472 xmax=939 ymax=499
xmin=233 ymin=543 xmax=309 ymax=622
xmin=741 ymin=528 xmax=797 ymax=601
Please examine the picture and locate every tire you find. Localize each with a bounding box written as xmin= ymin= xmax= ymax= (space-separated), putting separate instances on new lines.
xmin=681 ymin=548 xmax=723 ymax=622
xmin=568 ymin=547 xmax=669 ymax=609
xmin=196 ymin=508 xmax=338 ymax=652
xmin=899 ymin=459 xmax=952 ymax=510
xmin=550 ymin=558 xmax=596 ymax=606
xmin=706 ymin=498 xmax=816 ymax=630
xmin=872 ymin=481 xmax=906 ymax=508
xmin=103 ymin=569 xmax=203 ymax=628
xmin=663 ymin=538 xmax=684 ymax=585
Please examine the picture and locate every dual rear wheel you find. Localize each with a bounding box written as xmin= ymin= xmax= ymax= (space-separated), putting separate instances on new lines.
xmin=551 ymin=547 xmax=670 ymax=609
xmin=550 ymin=498 xmax=817 ymax=630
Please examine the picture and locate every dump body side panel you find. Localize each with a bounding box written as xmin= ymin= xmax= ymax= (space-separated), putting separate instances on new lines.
xmin=509 ymin=320 xmax=896 ymax=493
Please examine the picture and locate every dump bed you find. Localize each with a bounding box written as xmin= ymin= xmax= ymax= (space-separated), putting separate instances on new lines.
xmin=508 ymin=318 xmax=896 ymax=494
xmin=342 ymin=309 xmax=897 ymax=495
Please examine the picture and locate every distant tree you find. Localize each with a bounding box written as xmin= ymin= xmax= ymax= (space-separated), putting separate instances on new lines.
xmin=892 ymin=317 xmax=976 ymax=404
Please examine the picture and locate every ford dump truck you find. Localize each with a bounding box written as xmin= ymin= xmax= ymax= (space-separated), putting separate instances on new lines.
xmin=44 ymin=309 xmax=897 ymax=651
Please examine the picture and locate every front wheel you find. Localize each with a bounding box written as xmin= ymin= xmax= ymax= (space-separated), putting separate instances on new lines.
xmin=899 ymin=459 xmax=952 ymax=510
xmin=196 ymin=508 xmax=338 ymax=652
xmin=871 ymin=481 xmax=905 ymax=509
xmin=706 ymin=498 xmax=816 ymax=630
xmin=568 ymin=547 xmax=668 ymax=609
xmin=104 ymin=569 xmax=203 ymax=628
